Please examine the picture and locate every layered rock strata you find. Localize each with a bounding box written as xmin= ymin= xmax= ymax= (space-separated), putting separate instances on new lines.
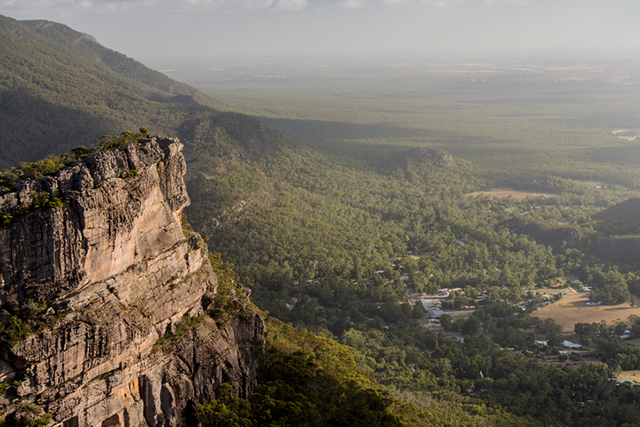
xmin=0 ymin=137 xmax=264 ymax=426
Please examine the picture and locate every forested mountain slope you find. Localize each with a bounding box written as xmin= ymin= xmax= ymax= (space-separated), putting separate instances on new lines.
xmin=0 ymin=14 xmax=218 ymax=167
xmin=589 ymin=198 xmax=640 ymax=266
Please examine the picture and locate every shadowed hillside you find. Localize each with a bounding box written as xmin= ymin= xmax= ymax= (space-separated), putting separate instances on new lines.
xmin=0 ymin=15 xmax=218 ymax=167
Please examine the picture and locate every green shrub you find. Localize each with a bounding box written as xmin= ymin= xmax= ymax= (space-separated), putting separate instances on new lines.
xmin=19 ymin=156 xmax=65 ymax=180
xmin=47 ymin=197 xmax=63 ymax=208
xmin=152 ymin=313 xmax=205 ymax=353
xmin=1 ymin=213 xmax=12 ymax=226
xmin=97 ymin=128 xmax=149 ymax=152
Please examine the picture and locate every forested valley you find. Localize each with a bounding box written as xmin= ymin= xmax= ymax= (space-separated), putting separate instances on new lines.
xmin=182 ymin=110 xmax=640 ymax=426
xmin=4 ymin=13 xmax=640 ymax=425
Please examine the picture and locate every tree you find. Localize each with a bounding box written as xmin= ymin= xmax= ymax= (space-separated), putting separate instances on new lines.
xmin=197 ymin=384 xmax=253 ymax=427
xmin=441 ymin=314 xmax=454 ymax=332
xmin=462 ymin=316 xmax=481 ymax=336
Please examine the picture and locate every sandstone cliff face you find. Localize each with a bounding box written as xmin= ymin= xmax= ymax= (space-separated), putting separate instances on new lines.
xmin=0 ymin=137 xmax=265 ymax=426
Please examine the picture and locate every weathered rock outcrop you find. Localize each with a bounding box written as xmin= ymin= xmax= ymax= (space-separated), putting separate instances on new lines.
xmin=0 ymin=137 xmax=265 ymax=426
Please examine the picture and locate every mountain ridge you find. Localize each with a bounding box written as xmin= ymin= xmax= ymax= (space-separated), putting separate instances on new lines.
xmin=0 ymin=14 xmax=221 ymax=169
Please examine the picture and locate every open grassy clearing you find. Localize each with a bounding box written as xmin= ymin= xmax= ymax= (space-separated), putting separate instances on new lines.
xmin=534 ymin=292 xmax=640 ymax=332
xmin=466 ymin=188 xmax=556 ymax=199
xmin=617 ymin=370 xmax=640 ymax=383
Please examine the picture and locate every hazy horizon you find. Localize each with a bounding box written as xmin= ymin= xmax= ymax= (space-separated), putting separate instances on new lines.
xmin=2 ymin=0 xmax=640 ymax=68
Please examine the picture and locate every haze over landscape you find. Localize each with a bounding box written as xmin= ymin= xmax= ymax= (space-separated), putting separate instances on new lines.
xmin=2 ymin=0 xmax=640 ymax=63
xmin=4 ymin=0 xmax=640 ymax=424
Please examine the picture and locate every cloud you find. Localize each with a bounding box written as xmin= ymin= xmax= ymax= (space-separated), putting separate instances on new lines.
xmin=1 ymin=0 xmax=159 ymax=14
xmin=208 ymin=0 xmax=309 ymax=11
xmin=0 ymin=0 xmax=537 ymax=17
xmin=338 ymin=0 xmax=370 ymax=8
xmin=327 ymin=0 xmax=537 ymax=9
xmin=483 ymin=0 xmax=535 ymax=5
xmin=0 ymin=0 xmax=312 ymax=14
xmin=274 ymin=0 xmax=309 ymax=10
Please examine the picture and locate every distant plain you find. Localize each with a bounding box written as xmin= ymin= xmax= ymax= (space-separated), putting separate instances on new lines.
xmin=168 ymin=54 xmax=640 ymax=336
xmin=167 ymin=54 xmax=640 ymax=190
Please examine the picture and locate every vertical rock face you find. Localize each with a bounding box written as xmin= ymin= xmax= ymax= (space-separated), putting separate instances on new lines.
xmin=0 ymin=137 xmax=265 ymax=426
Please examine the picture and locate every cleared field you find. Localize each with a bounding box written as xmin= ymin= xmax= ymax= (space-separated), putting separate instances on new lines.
xmin=534 ymin=292 xmax=640 ymax=332
xmin=466 ymin=188 xmax=555 ymax=200
xmin=618 ymin=370 xmax=640 ymax=383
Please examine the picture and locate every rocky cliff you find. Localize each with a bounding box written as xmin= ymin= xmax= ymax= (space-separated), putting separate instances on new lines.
xmin=0 ymin=137 xmax=265 ymax=426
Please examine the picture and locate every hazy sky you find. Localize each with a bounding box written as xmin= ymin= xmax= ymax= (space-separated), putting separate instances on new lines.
xmin=1 ymin=0 xmax=640 ymax=65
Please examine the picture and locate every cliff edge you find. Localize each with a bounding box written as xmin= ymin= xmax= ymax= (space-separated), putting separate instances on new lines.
xmin=0 ymin=137 xmax=265 ymax=426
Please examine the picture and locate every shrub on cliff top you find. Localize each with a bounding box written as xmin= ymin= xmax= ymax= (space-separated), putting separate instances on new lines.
xmin=96 ymin=128 xmax=148 ymax=152
xmin=0 ymin=128 xmax=150 ymax=192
